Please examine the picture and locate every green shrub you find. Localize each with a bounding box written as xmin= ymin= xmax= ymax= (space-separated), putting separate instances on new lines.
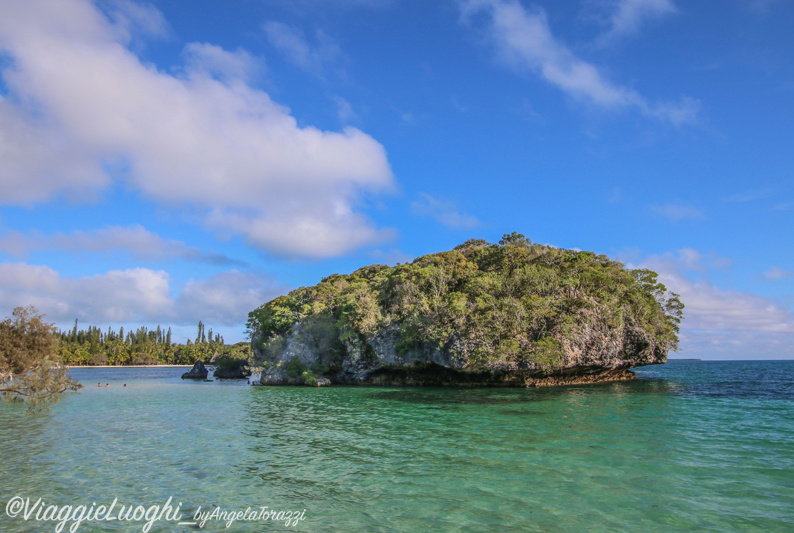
xmin=285 ymin=356 xmax=306 ymax=378
xmin=259 ymin=334 xmax=287 ymax=362
xmin=532 ymin=336 xmax=563 ymax=371
xmin=311 ymin=362 xmax=329 ymax=375
xmin=217 ymin=356 xmax=241 ymax=369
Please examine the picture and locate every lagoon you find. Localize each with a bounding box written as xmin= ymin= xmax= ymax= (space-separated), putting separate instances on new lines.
xmin=1 ymin=361 xmax=792 ymax=532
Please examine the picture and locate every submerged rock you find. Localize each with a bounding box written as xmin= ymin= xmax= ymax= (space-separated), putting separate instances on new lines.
xmin=181 ymin=360 xmax=208 ymax=380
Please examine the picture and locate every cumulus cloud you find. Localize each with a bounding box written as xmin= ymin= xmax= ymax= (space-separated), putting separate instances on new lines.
xmin=0 ymin=263 xmax=173 ymax=323
xmin=0 ymin=104 xmax=110 ymax=204
xmin=651 ymin=203 xmax=705 ymax=221
xmin=0 ymin=0 xmax=393 ymax=258
xmin=207 ymin=201 xmax=396 ymax=259
xmin=411 ymin=193 xmax=482 ymax=229
xmin=176 ymin=271 xmax=288 ymax=325
xmin=630 ymin=249 xmax=794 ymax=359
xmin=662 ymin=277 xmax=793 ymax=333
xmin=460 ymin=0 xmax=698 ymax=125
xmin=676 ymin=329 xmax=792 ymax=360
xmin=0 ymin=262 xmax=287 ymax=326
xmin=0 ymin=225 xmax=242 ymax=265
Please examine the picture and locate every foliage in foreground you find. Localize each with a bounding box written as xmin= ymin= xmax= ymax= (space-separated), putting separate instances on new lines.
xmin=247 ymin=234 xmax=684 ymax=372
xmin=0 ymin=306 xmax=82 ymax=410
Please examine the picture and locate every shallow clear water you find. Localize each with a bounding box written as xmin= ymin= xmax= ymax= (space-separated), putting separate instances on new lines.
xmin=1 ymin=361 xmax=792 ymax=532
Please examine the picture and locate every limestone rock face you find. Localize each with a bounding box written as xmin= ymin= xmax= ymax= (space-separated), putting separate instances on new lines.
xmin=181 ymin=361 xmax=208 ymax=380
xmin=255 ymin=309 xmax=664 ymax=387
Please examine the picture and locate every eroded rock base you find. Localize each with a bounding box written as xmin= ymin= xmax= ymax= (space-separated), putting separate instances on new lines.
xmin=524 ymin=368 xmax=635 ymax=387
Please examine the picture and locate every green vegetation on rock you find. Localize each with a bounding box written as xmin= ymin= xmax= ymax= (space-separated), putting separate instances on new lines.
xmin=248 ymin=234 xmax=683 ymax=385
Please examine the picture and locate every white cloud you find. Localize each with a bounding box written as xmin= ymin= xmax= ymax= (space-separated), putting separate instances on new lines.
xmin=0 ymin=104 xmax=109 ymax=205
xmin=664 ymin=276 xmax=793 ymax=333
xmin=411 ymin=193 xmax=482 ymax=229
xmin=0 ymin=0 xmax=393 ymax=258
xmin=399 ymin=111 xmax=417 ymax=125
xmin=676 ymin=329 xmax=793 ymax=360
xmin=0 ymin=262 xmax=287 ymax=326
xmin=0 ymin=263 xmax=173 ymax=323
xmin=763 ymin=267 xmax=793 ymax=281
xmin=176 ymin=271 xmax=288 ymax=325
xmin=207 ymin=200 xmax=397 ymax=259
xmin=720 ymin=188 xmax=772 ymax=203
xmin=263 ymin=21 xmax=344 ymax=78
xmin=460 ymin=0 xmax=698 ymax=125
xmin=631 ymin=249 xmax=794 ymax=359
xmin=183 ymin=42 xmax=259 ymax=83
xmin=333 ymin=95 xmax=358 ymax=123
xmin=0 ymin=225 xmax=242 ymax=265
xmin=105 ymin=0 xmax=171 ymax=42
xmin=598 ymin=0 xmax=676 ymax=43
xmin=651 ymin=203 xmax=705 ymax=221
xmin=268 ymin=0 xmax=394 ymax=11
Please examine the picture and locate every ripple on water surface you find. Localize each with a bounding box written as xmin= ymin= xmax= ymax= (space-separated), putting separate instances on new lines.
xmin=0 ymin=361 xmax=792 ymax=532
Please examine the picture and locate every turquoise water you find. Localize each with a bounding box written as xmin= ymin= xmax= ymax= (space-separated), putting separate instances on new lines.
xmin=1 ymin=361 xmax=792 ymax=532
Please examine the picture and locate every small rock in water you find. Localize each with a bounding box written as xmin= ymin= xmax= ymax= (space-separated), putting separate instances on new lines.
xmin=181 ymin=361 xmax=208 ymax=379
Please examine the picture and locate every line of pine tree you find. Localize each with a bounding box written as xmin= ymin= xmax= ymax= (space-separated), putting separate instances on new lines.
xmin=55 ymin=319 xmax=241 ymax=366
xmin=195 ymin=320 xmax=223 ymax=346
xmin=59 ymin=320 xmax=226 ymax=347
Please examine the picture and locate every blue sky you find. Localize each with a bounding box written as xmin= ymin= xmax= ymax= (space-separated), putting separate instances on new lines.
xmin=0 ymin=0 xmax=792 ymax=359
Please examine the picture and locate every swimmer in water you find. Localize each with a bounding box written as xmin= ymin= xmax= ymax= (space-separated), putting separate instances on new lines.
xmin=105 ymin=384 xmax=109 ymax=387
xmin=97 ymin=383 xmax=101 ymax=387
